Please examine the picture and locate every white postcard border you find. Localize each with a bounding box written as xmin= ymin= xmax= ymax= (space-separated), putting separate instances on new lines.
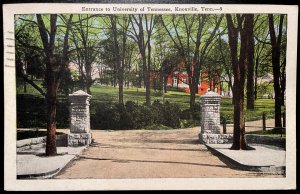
xmin=3 ymin=3 xmax=298 ymax=190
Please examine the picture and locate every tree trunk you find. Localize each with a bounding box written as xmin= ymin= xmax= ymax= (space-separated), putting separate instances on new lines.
xmin=226 ymin=14 xmax=254 ymax=150
xmin=231 ymin=80 xmax=248 ymax=149
xmin=86 ymin=82 xmax=92 ymax=95
xmin=280 ymin=58 xmax=286 ymax=106
xmin=273 ymin=58 xmax=282 ymax=128
xmin=189 ymin=85 xmax=196 ymax=110
xmin=145 ymin=71 xmax=151 ymax=106
xmin=254 ymin=57 xmax=259 ymax=100
xmin=141 ymin=49 xmax=151 ymax=106
xmin=246 ymin=14 xmax=255 ymax=110
xmin=110 ymin=15 xmax=124 ymax=104
xmin=146 ymin=28 xmax=152 ymax=106
xmin=188 ymin=73 xmax=197 ymax=110
xmin=45 ymin=65 xmax=58 ymax=156
xmin=118 ymin=75 xmax=124 ymax=104
xmin=269 ymin=14 xmax=283 ymax=129
xmin=85 ymin=66 xmax=92 ymax=94
xmin=164 ymin=76 xmax=167 ymax=93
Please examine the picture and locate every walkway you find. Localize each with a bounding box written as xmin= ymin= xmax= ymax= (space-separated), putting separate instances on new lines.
xmin=55 ymin=126 xmax=283 ymax=179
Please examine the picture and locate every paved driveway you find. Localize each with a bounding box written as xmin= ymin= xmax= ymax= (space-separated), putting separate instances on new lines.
xmin=55 ymin=126 xmax=282 ymax=179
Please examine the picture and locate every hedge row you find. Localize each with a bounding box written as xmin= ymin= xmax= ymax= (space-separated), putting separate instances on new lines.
xmin=91 ymin=100 xmax=188 ymax=129
xmin=17 ymin=94 xmax=69 ymax=128
xmin=17 ymin=94 xmax=201 ymax=130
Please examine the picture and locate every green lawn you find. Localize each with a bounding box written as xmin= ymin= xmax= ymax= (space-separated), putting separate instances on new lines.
xmin=90 ymin=85 xmax=194 ymax=110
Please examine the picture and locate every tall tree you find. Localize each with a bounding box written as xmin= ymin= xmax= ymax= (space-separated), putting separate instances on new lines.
xmin=109 ymin=15 xmax=131 ymax=104
xmin=226 ymin=14 xmax=254 ymax=150
xmin=36 ymin=14 xmax=73 ymax=156
xmin=109 ymin=15 xmax=123 ymax=104
xmin=268 ymin=14 xmax=285 ymax=129
xmin=129 ymin=14 xmax=156 ymax=106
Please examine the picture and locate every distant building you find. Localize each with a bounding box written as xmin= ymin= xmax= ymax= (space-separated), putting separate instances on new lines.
xmin=165 ymin=60 xmax=220 ymax=95
xmin=68 ymin=62 xmax=108 ymax=81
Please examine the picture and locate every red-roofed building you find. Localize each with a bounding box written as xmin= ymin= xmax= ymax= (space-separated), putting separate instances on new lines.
xmin=166 ymin=61 xmax=220 ymax=95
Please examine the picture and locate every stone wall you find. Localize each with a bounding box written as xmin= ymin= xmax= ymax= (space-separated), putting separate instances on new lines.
xmin=199 ymin=133 xmax=233 ymax=144
xmin=68 ymin=133 xmax=92 ymax=147
xmin=199 ymin=133 xmax=285 ymax=148
xmin=16 ymin=134 xmax=68 ymax=152
xmin=245 ymin=134 xmax=286 ymax=149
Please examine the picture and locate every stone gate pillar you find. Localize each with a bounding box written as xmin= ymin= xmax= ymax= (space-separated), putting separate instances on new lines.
xmin=199 ymin=91 xmax=233 ymax=144
xmin=200 ymin=91 xmax=221 ymax=134
xmin=68 ymin=90 xmax=92 ymax=146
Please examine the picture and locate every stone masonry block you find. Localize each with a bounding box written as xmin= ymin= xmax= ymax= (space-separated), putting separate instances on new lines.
xmin=68 ymin=133 xmax=91 ymax=147
xmin=199 ymin=133 xmax=233 ymax=144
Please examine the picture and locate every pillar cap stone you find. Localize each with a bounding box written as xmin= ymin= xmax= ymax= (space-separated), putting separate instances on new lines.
xmin=69 ymin=90 xmax=91 ymax=97
xmin=200 ymin=91 xmax=221 ymax=98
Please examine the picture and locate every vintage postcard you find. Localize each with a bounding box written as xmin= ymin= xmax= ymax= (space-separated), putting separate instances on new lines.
xmin=3 ymin=3 xmax=298 ymax=190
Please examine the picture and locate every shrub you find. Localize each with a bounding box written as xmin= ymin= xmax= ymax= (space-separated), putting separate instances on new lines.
xmin=137 ymin=105 xmax=155 ymax=127
xmin=90 ymin=100 xmax=183 ymax=130
xmin=161 ymin=101 xmax=181 ymax=128
xmin=125 ymin=101 xmax=140 ymax=128
xmin=17 ymin=94 xmax=69 ymax=128
xmin=180 ymin=102 xmax=201 ymax=121
xmin=151 ymin=100 xmax=165 ymax=124
xmin=180 ymin=119 xmax=200 ymax=128
xmin=91 ymin=103 xmax=121 ymax=129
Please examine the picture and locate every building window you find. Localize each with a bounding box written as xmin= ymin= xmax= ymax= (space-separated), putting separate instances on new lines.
xmin=173 ymin=78 xmax=177 ymax=86
xmin=182 ymin=78 xmax=187 ymax=84
xmin=182 ymin=68 xmax=187 ymax=74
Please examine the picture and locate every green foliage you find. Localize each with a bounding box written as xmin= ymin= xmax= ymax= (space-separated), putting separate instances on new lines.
xmin=256 ymin=82 xmax=274 ymax=98
xmin=153 ymin=100 xmax=181 ymax=128
xmin=17 ymin=94 xmax=69 ymax=128
xmin=91 ymin=103 xmax=121 ymax=129
xmin=90 ymin=100 xmax=181 ymax=130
